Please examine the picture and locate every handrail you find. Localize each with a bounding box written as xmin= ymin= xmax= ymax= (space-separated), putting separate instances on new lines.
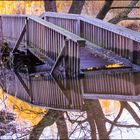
xmin=80 ymin=15 xmax=140 ymax=42
xmin=27 ymin=15 xmax=85 ymax=43
xmin=42 ymin=12 xmax=140 ymax=42
xmin=0 ymin=14 xmax=85 ymax=43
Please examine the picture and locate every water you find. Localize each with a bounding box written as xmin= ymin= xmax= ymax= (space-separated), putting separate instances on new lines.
xmin=0 ymin=68 xmax=140 ymax=139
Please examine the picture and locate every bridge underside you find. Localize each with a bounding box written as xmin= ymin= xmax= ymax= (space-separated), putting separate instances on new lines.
xmin=3 ymin=40 xmax=135 ymax=75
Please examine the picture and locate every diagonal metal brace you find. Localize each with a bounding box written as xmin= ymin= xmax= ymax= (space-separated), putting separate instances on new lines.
xmin=50 ymin=39 xmax=69 ymax=75
xmin=12 ymin=24 xmax=27 ymax=53
xmin=52 ymin=74 xmax=72 ymax=107
xmin=14 ymin=71 xmax=32 ymax=98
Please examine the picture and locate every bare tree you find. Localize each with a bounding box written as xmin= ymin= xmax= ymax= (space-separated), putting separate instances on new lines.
xmin=85 ymin=100 xmax=109 ymax=139
xmin=29 ymin=110 xmax=68 ymax=139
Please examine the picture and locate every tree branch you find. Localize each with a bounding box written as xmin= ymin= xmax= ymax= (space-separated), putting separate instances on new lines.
xmin=106 ymin=118 xmax=140 ymax=128
xmin=96 ymin=0 xmax=113 ymax=20
xmin=110 ymin=6 xmax=140 ymax=9
xmin=66 ymin=112 xmax=87 ymax=124
xmin=109 ymin=0 xmax=139 ymax=24
xmin=29 ymin=110 xmax=60 ymax=139
xmin=126 ymin=17 xmax=140 ymax=20
xmin=107 ymin=104 xmax=124 ymax=135
xmin=85 ymin=100 xmax=109 ymax=139
xmin=133 ymin=102 xmax=140 ymax=111
xmin=121 ymin=101 xmax=140 ymax=125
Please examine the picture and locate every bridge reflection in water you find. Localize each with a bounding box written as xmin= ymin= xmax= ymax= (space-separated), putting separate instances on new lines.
xmin=1 ymin=68 xmax=140 ymax=139
xmin=1 ymin=68 xmax=140 ymax=111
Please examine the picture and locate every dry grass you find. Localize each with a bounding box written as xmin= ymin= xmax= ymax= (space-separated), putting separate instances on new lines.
xmin=119 ymin=20 xmax=140 ymax=32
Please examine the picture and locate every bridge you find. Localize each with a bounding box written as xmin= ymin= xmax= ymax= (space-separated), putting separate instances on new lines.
xmin=1 ymin=13 xmax=140 ymax=75
xmin=0 ymin=12 xmax=140 ymax=110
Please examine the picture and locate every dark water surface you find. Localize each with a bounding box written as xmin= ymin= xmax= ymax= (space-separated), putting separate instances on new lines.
xmin=1 ymin=68 xmax=140 ymax=139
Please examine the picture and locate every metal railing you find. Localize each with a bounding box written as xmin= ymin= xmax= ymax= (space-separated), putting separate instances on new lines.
xmin=42 ymin=12 xmax=140 ymax=65
xmin=0 ymin=14 xmax=85 ymax=76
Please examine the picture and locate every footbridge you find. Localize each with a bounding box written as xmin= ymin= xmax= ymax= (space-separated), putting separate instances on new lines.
xmin=0 ymin=12 xmax=140 ymax=110
xmin=1 ymin=12 xmax=140 ymax=76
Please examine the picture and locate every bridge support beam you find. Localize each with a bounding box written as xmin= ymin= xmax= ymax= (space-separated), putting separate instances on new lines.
xmin=0 ymin=16 xmax=3 ymax=46
xmin=14 ymin=71 xmax=32 ymax=99
xmin=50 ymin=39 xmax=68 ymax=75
xmin=132 ymin=41 xmax=140 ymax=64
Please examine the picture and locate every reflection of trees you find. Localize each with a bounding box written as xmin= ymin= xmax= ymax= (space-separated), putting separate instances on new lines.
xmin=106 ymin=101 xmax=140 ymax=134
xmin=85 ymin=100 xmax=109 ymax=139
xmin=1 ymin=69 xmax=140 ymax=139
xmin=29 ymin=110 xmax=68 ymax=139
xmin=29 ymin=100 xmax=140 ymax=139
xmin=56 ymin=111 xmax=68 ymax=139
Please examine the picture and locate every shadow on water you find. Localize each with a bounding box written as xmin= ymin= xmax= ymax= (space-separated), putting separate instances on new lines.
xmin=1 ymin=68 xmax=140 ymax=139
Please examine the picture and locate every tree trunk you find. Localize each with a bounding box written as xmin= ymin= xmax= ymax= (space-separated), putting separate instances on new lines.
xmin=56 ymin=112 xmax=68 ymax=139
xmin=96 ymin=0 xmax=113 ymax=20
xmin=85 ymin=101 xmax=97 ymax=139
xmin=29 ymin=110 xmax=60 ymax=139
xmin=85 ymin=100 xmax=109 ymax=139
xmin=44 ymin=0 xmax=57 ymax=12
xmin=69 ymin=0 xmax=85 ymax=14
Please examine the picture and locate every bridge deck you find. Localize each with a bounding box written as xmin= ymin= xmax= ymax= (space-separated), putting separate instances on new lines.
xmin=80 ymin=47 xmax=114 ymax=71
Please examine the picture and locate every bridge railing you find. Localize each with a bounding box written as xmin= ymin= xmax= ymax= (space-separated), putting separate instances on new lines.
xmin=83 ymin=71 xmax=136 ymax=96
xmin=82 ymin=71 xmax=140 ymax=102
xmin=42 ymin=12 xmax=140 ymax=65
xmin=27 ymin=16 xmax=85 ymax=76
xmin=0 ymin=15 xmax=27 ymax=44
xmin=0 ymin=14 xmax=85 ymax=76
xmin=6 ymin=72 xmax=83 ymax=110
xmin=41 ymin=12 xmax=81 ymax=35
